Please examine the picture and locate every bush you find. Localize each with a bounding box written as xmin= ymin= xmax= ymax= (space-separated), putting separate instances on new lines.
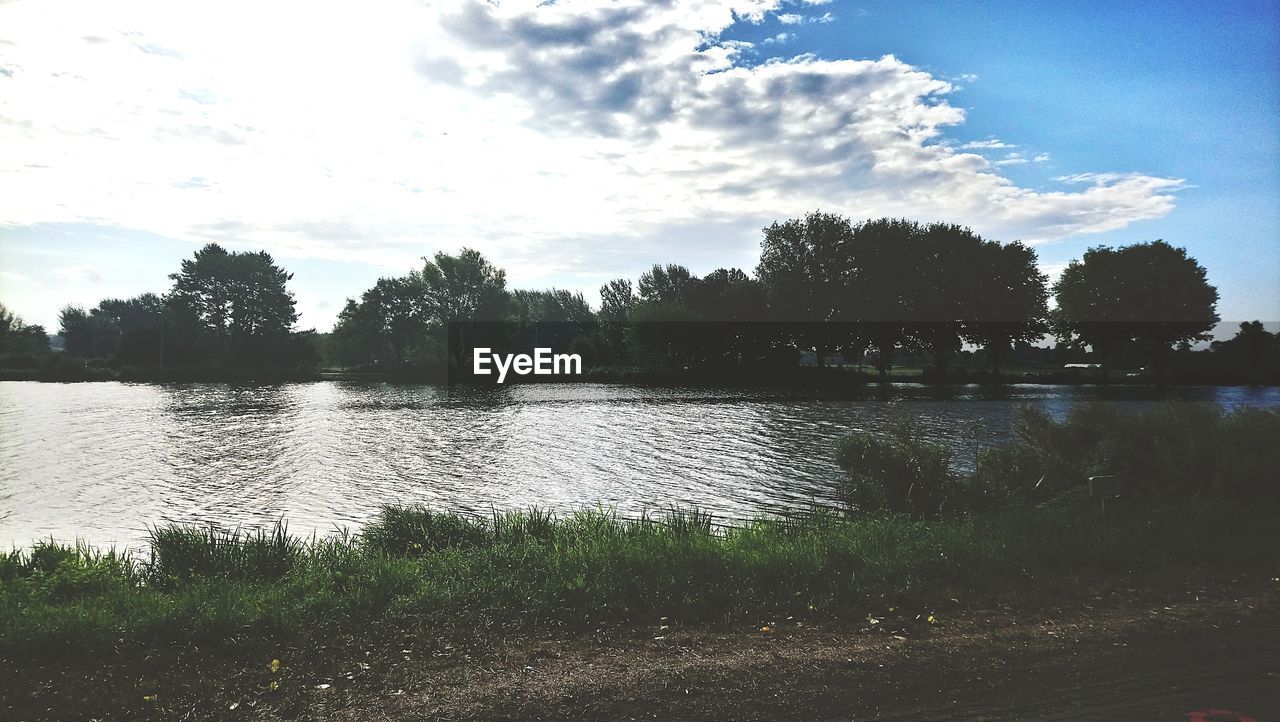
xmin=975 ymin=403 xmax=1280 ymax=502
xmin=834 ymin=416 xmax=960 ymax=518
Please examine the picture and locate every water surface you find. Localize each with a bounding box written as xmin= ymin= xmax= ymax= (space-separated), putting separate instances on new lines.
xmin=1 ymin=381 xmax=1275 ymax=549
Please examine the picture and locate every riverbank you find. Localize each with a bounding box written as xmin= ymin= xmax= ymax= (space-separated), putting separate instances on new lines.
xmin=11 ymin=579 xmax=1276 ymax=720
xmin=2 ymin=502 xmax=1278 ymax=719
xmin=7 ymin=366 xmax=1269 ymax=389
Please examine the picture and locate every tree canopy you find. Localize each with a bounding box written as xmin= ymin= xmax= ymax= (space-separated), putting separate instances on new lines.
xmin=1052 ymin=240 xmax=1219 ymax=372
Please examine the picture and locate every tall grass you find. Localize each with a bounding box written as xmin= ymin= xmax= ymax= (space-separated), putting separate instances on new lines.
xmin=2 ymin=499 xmax=1276 ymax=661
xmin=835 ymin=404 xmax=1280 ymax=516
xmin=146 ymin=522 xmax=302 ymax=585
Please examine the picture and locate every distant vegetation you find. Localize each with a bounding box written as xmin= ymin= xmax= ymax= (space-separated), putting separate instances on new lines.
xmin=2 ymin=404 xmax=1276 ymax=661
xmin=835 ymin=403 xmax=1280 ymax=518
xmin=2 ymin=212 xmax=1275 ymax=383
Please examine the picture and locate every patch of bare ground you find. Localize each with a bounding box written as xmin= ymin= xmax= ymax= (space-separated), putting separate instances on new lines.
xmin=6 ymin=575 xmax=1279 ymax=720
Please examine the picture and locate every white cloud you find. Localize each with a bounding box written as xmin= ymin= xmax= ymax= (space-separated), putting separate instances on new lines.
xmin=1033 ymin=153 xmax=1050 ymax=162
xmin=52 ymin=264 xmax=104 ymax=283
xmin=776 ymin=11 xmax=834 ymax=24
xmin=962 ymin=138 xmax=1015 ymax=150
xmin=0 ymin=0 xmax=1185 ymax=290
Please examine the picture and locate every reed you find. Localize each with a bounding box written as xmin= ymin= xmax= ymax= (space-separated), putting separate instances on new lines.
xmin=2 ymin=498 xmax=1276 ymax=661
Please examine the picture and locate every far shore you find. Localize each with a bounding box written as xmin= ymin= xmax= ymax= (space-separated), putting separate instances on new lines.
xmin=2 ymin=363 xmax=1276 ymax=387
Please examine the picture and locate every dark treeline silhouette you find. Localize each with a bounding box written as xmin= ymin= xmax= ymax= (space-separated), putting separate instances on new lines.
xmin=324 ymin=212 xmax=1265 ymax=384
xmin=1 ymin=212 xmax=1274 ymax=383
xmin=2 ymin=244 xmax=318 ymax=380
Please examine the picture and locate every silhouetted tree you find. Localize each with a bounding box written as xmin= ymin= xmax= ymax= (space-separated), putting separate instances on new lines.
xmin=58 ymin=305 xmax=94 ymax=356
xmin=1052 ymin=241 xmax=1218 ymax=375
xmin=0 ymin=303 xmax=49 ymax=356
xmin=412 ymin=248 xmax=516 ymax=372
xmin=597 ymin=278 xmax=636 ymax=362
xmin=844 ymin=218 xmax=919 ymax=376
xmin=965 ymin=241 xmax=1049 ymax=375
xmin=167 ymin=243 xmax=301 ymax=368
xmin=637 ymin=264 xmax=694 ymax=305
xmin=756 ymin=211 xmax=855 ymax=365
xmin=1211 ymin=321 xmax=1278 ymax=380
xmin=513 ymin=288 xmax=595 ymax=353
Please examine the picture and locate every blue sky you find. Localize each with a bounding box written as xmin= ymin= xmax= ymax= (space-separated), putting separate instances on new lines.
xmin=1 ymin=0 xmax=1276 ymax=332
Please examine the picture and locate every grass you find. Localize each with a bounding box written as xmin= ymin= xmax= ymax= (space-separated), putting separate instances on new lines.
xmin=3 ymin=499 xmax=1277 ymax=662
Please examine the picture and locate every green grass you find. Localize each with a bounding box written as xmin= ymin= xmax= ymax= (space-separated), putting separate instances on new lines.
xmin=3 ymin=500 xmax=1277 ymax=661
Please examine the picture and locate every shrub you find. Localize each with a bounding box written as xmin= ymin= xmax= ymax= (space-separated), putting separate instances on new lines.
xmin=834 ymin=416 xmax=959 ymax=518
xmin=974 ymin=403 xmax=1280 ymax=502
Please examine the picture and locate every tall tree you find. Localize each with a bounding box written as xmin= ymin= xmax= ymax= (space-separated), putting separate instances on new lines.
xmin=844 ymin=218 xmax=920 ymax=376
xmin=412 ymin=248 xmax=516 ymax=371
xmin=1052 ymin=241 xmax=1218 ymax=375
xmin=513 ymin=288 xmax=595 ymax=353
xmin=907 ymin=222 xmax=990 ymax=377
xmin=167 ymin=243 xmax=300 ymax=367
xmin=756 ymin=211 xmax=855 ymax=365
xmin=637 ymin=264 xmax=694 ymax=305
xmin=965 ymin=241 xmax=1049 ymax=375
xmin=599 ymin=278 xmax=636 ymax=323
xmin=1211 ymin=320 xmax=1278 ymax=379
xmin=597 ymin=278 xmax=636 ymax=363
xmin=58 ymin=305 xmax=94 ymax=356
xmin=0 ymin=303 xmax=49 ymax=356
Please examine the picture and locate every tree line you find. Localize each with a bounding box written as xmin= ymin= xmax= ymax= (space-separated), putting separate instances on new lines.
xmin=328 ymin=212 xmax=1243 ymax=381
xmin=1 ymin=211 xmax=1274 ymax=383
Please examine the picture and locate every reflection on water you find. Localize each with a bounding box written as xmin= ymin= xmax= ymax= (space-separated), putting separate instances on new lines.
xmin=1 ymin=381 xmax=1276 ymax=548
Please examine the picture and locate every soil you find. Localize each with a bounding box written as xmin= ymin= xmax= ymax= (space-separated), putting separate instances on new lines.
xmin=5 ymin=574 xmax=1279 ymax=721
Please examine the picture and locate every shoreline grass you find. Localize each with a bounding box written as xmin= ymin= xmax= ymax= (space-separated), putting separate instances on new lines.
xmin=3 ymin=499 xmax=1277 ymax=662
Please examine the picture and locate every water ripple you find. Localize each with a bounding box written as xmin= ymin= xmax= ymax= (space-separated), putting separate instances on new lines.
xmin=1 ymin=380 xmax=1276 ymax=548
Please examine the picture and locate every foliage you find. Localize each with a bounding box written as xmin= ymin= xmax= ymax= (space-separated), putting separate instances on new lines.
xmin=974 ymin=403 xmax=1280 ymax=502
xmin=1052 ymin=241 xmax=1219 ymax=373
xmin=834 ymin=416 xmax=959 ymax=517
xmin=1210 ymin=320 xmax=1279 ymax=382
xmin=3 ymin=499 xmax=1277 ymax=660
xmin=146 ymin=523 xmax=303 ymax=585
xmin=21 ymin=212 xmax=1257 ymax=383
xmin=0 ymin=303 xmax=50 ymax=356
xmin=167 ymin=243 xmax=303 ymax=369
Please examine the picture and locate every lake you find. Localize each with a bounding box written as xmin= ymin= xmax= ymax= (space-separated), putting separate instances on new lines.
xmin=1 ymin=380 xmax=1276 ymax=549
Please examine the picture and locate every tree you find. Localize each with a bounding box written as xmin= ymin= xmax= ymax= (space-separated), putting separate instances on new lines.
xmin=167 ymin=243 xmax=300 ymax=368
xmin=0 ymin=303 xmax=49 ymax=356
xmin=906 ymin=222 xmax=990 ymax=377
xmin=1211 ymin=321 xmax=1278 ymax=380
xmin=683 ymin=268 xmax=769 ymax=364
xmin=513 ymin=288 xmax=595 ymax=354
xmin=965 ymin=241 xmax=1049 ymax=375
xmin=94 ymin=294 xmax=167 ymax=365
xmin=637 ymin=264 xmax=694 ymax=305
xmin=597 ymin=278 xmax=636 ymax=363
xmin=412 ymin=248 xmax=516 ymax=372
xmin=599 ymin=279 xmax=636 ymax=323
xmin=1052 ymin=241 xmax=1219 ymax=375
xmin=58 ymin=305 xmax=94 ymax=356
xmin=756 ymin=211 xmax=855 ymax=365
xmin=843 ymin=218 xmax=920 ymax=376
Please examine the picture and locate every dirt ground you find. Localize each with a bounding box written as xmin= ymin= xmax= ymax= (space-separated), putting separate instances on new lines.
xmin=6 ymin=575 xmax=1279 ymax=720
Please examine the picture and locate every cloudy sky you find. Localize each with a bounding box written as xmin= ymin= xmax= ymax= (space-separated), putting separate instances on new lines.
xmin=1 ymin=0 xmax=1277 ymax=331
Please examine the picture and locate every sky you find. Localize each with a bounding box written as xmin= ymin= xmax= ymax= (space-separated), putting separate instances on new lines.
xmin=1 ymin=0 xmax=1277 ymax=333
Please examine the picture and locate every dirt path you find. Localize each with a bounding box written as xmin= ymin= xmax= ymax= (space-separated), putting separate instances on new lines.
xmin=7 ymin=580 xmax=1280 ymax=720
